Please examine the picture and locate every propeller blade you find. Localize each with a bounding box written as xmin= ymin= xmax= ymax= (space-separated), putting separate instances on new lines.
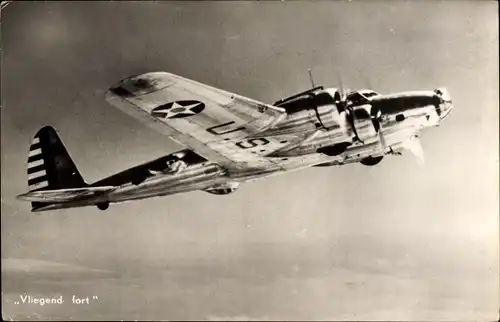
xmin=336 ymin=69 xmax=347 ymax=101
xmin=378 ymin=128 xmax=388 ymax=152
xmin=356 ymin=66 xmax=374 ymax=90
xmin=407 ymin=136 xmax=425 ymax=165
xmin=335 ymin=70 xmax=351 ymax=113
xmin=370 ymin=108 xmax=387 ymax=153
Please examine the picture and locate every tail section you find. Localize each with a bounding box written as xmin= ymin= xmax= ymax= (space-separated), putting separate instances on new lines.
xmin=25 ymin=126 xmax=87 ymax=208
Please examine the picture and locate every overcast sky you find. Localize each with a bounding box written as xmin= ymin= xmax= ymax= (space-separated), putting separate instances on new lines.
xmin=1 ymin=1 xmax=498 ymax=321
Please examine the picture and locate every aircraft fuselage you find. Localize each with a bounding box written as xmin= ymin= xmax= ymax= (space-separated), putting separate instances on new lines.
xmin=18 ymin=73 xmax=452 ymax=212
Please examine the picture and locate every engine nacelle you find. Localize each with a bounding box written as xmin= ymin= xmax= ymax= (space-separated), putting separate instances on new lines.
xmin=350 ymin=104 xmax=378 ymax=142
xmin=204 ymin=182 xmax=239 ymax=195
xmin=360 ymin=155 xmax=383 ymax=166
xmin=314 ymin=88 xmax=346 ymax=131
xmin=317 ymin=142 xmax=352 ymax=156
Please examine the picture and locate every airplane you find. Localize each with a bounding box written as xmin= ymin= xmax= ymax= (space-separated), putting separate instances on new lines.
xmin=17 ymin=71 xmax=453 ymax=212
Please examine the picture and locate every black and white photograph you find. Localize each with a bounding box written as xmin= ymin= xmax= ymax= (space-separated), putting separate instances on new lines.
xmin=1 ymin=1 xmax=498 ymax=321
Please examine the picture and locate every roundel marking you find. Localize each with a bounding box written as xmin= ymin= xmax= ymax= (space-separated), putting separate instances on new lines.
xmin=151 ymin=100 xmax=205 ymax=119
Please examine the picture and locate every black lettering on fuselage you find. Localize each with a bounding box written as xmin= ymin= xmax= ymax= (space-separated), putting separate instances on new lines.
xmin=235 ymin=138 xmax=270 ymax=149
xmin=206 ymin=121 xmax=246 ymax=135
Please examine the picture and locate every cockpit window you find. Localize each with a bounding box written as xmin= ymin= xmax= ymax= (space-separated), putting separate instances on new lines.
xmin=361 ymin=91 xmax=379 ymax=98
xmin=346 ymin=92 xmax=369 ymax=105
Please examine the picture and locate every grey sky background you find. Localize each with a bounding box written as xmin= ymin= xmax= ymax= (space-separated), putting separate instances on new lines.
xmin=1 ymin=1 xmax=498 ymax=321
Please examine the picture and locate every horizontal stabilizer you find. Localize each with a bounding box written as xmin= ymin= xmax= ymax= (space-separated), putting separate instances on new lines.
xmin=17 ymin=186 xmax=116 ymax=203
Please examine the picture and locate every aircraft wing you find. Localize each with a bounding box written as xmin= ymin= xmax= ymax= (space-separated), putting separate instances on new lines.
xmin=105 ymin=72 xmax=288 ymax=171
xmin=17 ymin=186 xmax=116 ymax=203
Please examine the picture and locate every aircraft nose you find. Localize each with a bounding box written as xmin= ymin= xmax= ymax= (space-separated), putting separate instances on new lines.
xmin=434 ymin=88 xmax=453 ymax=120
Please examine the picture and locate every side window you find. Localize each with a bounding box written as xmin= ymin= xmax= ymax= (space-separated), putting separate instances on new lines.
xmin=378 ymin=96 xmax=436 ymax=116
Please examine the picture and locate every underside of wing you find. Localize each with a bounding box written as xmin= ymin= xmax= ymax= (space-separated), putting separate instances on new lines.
xmin=105 ymin=72 xmax=287 ymax=170
xmin=17 ymin=186 xmax=116 ymax=203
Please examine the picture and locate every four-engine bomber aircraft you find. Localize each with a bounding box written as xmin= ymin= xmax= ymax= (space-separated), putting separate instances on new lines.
xmin=17 ymin=72 xmax=452 ymax=212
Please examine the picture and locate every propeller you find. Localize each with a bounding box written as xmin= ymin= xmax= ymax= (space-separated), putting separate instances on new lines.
xmin=369 ymin=105 xmax=388 ymax=152
xmin=336 ymin=72 xmax=358 ymax=148
xmin=337 ymin=71 xmax=386 ymax=152
xmin=356 ymin=66 xmax=374 ymax=92
xmin=355 ymin=69 xmax=388 ymax=152
xmin=336 ymin=70 xmax=349 ymax=109
xmin=376 ymin=124 xmax=387 ymax=152
xmin=406 ymin=135 xmax=425 ymax=165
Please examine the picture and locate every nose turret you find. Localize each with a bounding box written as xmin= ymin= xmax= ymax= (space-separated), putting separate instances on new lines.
xmin=434 ymin=88 xmax=453 ymax=121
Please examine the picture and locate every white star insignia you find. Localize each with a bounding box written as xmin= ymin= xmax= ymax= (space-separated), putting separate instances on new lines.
xmin=163 ymin=102 xmax=201 ymax=118
xmin=151 ymin=101 xmax=205 ymax=119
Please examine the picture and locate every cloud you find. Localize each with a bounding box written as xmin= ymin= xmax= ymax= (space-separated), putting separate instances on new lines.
xmin=2 ymin=258 xmax=112 ymax=274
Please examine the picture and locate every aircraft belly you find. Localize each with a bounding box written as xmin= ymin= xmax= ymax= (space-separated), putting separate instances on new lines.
xmin=104 ymin=164 xmax=226 ymax=203
xmin=277 ymin=154 xmax=343 ymax=170
xmin=227 ymin=153 xmax=343 ymax=181
xmin=36 ymin=164 xmax=225 ymax=210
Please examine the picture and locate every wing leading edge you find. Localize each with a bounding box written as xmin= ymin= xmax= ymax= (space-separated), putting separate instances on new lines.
xmin=105 ymin=72 xmax=287 ymax=171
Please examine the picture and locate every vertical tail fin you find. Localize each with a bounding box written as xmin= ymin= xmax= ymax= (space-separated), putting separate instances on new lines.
xmin=26 ymin=126 xmax=87 ymax=208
